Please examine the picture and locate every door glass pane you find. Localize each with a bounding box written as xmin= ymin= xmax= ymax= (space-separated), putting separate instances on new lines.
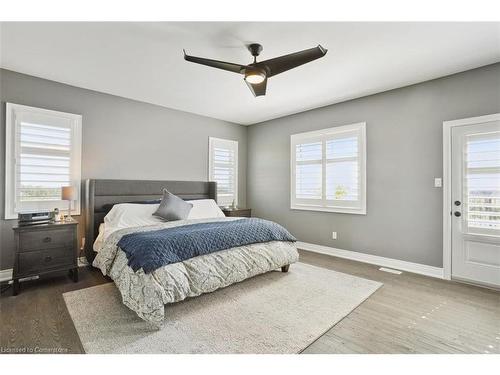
xmin=465 ymin=131 xmax=500 ymax=233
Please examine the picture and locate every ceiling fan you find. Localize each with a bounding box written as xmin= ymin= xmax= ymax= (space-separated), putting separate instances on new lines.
xmin=183 ymin=43 xmax=327 ymax=97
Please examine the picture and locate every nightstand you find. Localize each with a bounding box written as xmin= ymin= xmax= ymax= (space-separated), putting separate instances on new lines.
xmin=221 ymin=208 xmax=252 ymax=217
xmin=12 ymin=221 xmax=78 ymax=295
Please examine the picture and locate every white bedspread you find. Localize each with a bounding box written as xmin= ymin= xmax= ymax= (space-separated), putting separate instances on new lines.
xmin=93 ymin=218 xmax=299 ymax=327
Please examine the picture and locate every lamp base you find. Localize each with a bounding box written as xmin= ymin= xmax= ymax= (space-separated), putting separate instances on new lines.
xmin=64 ymin=199 xmax=74 ymax=223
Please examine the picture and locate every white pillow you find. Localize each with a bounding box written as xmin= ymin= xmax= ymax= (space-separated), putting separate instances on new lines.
xmin=104 ymin=203 xmax=162 ymax=229
xmin=93 ymin=203 xmax=163 ymax=251
xmin=187 ymin=199 xmax=225 ymax=219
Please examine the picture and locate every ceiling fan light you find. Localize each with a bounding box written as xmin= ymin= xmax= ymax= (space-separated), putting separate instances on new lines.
xmin=245 ymin=71 xmax=266 ymax=84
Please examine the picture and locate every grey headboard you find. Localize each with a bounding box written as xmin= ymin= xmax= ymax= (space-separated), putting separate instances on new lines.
xmin=84 ymin=179 xmax=217 ymax=263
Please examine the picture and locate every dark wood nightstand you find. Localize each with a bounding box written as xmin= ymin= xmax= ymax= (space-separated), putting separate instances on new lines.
xmin=221 ymin=208 xmax=252 ymax=217
xmin=12 ymin=221 xmax=79 ymax=295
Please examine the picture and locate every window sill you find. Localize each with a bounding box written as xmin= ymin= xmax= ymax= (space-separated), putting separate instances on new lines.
xmin=290 ymin=204 xmax=366 ymax=215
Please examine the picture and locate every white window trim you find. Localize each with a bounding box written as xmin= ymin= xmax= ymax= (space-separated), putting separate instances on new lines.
xmin=208 ymin=137 xmax=238 ymax=207
xmin=4 ymin=103 xmax=82 ymax=220
xmin=290 ymin=122 xmax=367 ymax=215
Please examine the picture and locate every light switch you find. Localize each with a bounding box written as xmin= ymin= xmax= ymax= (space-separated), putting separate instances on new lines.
xmin=434 ymin=178 xmax=442 ymax=188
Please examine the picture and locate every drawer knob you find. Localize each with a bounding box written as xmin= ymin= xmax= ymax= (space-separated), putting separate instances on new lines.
xmin=44 ymin=256 xmax=53 ymax=262
xmin=43 ymin=237 xmax=52 ymax=243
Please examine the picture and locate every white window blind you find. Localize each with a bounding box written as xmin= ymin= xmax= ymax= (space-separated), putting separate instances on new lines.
xmin=464 ymin=131 xmax=500 ymax=235
xmin=291 ymin=122 xmax=366 ymax=214
xmin=209 ymin=137 xmax=238 ymax=207
xmin=5 ymin=103 xmax=82 ymax=219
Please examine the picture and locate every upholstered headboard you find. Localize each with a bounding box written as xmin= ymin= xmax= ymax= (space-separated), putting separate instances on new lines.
xmin=84 ymin=179 xmax=217 ymax=263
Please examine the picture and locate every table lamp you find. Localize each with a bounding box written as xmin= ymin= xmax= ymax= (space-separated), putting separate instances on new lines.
xmin=61 ymin=186 xmax=75 ymax=222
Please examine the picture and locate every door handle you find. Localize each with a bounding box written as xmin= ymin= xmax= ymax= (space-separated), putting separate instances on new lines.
xmin=454 ymin=211 xmax=461 ymax=217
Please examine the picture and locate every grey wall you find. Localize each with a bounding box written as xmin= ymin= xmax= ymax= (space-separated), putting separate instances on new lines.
xmin=0 ymin=69 xmax=248 ymax=270
xmin=2 ymin=64 xmax=499 ymax=271
xmin=247 ymin=63 xmax=500 ymax=268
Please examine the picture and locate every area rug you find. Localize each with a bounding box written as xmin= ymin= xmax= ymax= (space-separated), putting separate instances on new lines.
xmin=63 ymin=262 xmax=382 ymax=353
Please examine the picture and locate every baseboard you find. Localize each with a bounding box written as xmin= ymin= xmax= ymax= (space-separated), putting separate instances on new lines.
xmin=0 ymin=269 xmax=38 ymax=284
xmin=297 ymin=241 xmax=444 ymax=279
xmin=0 ymin=268 xmax=13 ymax=283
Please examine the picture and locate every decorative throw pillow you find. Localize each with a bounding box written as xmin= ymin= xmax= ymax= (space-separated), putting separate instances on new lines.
xmin=153 ymin=189 xmax=193 ymax=221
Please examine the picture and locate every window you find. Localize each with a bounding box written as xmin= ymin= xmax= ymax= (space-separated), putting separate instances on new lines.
xmin=5 ymin=103 xmax=82 ymax=219
xmin=464 ymin=131 xmax=500 ymax=235
xmin=209 ymin=137 xmax=238 ymax=207
xmin=291 ymin=122 xmax=366 ymax=214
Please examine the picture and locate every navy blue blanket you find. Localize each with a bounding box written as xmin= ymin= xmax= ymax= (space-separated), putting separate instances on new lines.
xmin=117 ymin=218 xmax=296 ymax=273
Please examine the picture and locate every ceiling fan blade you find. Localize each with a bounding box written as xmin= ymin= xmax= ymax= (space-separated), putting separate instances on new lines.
xmin=245 ymin=77 xmax=267 ymax=97
xmin=256 ymin=45 xmax=327 ymax=77
xmin=184 ymin=50 xmax=246 ymax=74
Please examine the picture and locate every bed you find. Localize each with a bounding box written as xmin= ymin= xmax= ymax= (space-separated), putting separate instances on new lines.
xmin=84 ymin=179 xmax=299 ymax=327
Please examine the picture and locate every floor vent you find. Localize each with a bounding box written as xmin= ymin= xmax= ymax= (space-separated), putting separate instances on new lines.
xmin=379 ymin=267 xmax=402 ymax=275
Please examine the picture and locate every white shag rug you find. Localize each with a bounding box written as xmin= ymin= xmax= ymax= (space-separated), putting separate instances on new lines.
xmin=63 ymin=263 xmax=381 ymax=353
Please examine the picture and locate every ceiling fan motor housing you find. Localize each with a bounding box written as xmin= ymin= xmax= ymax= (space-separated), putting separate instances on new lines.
xmin=248 ymin=43 xmax=263 ymax=57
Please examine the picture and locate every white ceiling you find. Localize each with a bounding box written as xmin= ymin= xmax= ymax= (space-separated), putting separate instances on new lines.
xmin=1 ymin=22 xmax=499 ymax=125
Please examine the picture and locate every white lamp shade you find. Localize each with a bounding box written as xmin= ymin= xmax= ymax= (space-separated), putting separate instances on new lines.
xmin=61 ymin=186 xmax=75 ymax=200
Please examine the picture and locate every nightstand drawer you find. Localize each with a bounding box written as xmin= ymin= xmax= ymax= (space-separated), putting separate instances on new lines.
xmin=19 ymin=228 xmax=74 ymax=252
xmin=18 ymin=247 xmax=75 ymax=275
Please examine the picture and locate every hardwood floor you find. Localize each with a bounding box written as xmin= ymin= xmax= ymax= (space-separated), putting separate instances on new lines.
xmin=0 ymin=267 xmax=107 ymax=354
xmin=0 ymin=250 xmax=498 ymax=354
xmin=300 ymin=251 xmax=500 ymax=354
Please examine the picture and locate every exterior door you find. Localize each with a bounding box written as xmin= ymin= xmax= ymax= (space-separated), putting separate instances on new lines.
xmin=451 ymin=118 xmax=500 ymax=288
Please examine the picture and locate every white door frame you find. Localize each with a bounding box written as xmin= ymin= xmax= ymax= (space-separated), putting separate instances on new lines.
xmin=442 ymin=113 xmax=500 ymax=280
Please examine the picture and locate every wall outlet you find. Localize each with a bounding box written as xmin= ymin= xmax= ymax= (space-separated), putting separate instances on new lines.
xmin=434 ymin=178 xmax=442 ymax=188
xmin=332 ymin=232 xmax=337 ymax=240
